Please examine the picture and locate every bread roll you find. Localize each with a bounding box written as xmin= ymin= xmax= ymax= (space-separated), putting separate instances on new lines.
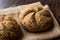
xmin=0 ymin=15 xmax=22 ymax=40
xmin=19 ymin=4 xmax=53 ymax=32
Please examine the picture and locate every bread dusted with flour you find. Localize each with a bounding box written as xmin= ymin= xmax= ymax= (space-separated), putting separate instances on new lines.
xmin=19 ymin=4 xmax=53 ymax=32
xmin=0 ymin=15 xmax=22 ymax=40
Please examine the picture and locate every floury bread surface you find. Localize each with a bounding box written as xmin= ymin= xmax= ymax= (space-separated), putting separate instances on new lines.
xmin=0 ymin=15 xmax=22 ymax=40
xmin=19 ymin=4 xmax=53 ymax=32
xmin=0 ymin=2 xmax=59 ymax=40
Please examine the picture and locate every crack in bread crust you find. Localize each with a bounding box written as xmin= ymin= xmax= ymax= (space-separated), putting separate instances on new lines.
xmin=19 ymin=4 xmax=53 ymax=33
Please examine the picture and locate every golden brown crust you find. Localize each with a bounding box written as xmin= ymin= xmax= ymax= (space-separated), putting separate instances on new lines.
xmin=0 ymin=15 xmax=22 ymax=40
xmin=19 ymin=4 xmax=42 ymax=23
xmin=19 ymin=4 xmax=53 ymax=32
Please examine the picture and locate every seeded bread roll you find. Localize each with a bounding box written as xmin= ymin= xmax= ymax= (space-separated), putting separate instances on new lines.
xmin=19 ymin=4 xmax=53 ymax=32
xmin=0 ymin=15 xmax=22 ymax=40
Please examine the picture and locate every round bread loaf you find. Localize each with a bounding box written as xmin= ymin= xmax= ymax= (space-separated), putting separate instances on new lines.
xmin=19 ymin=4 xmax=53 ymax=32
xmin=0 ymin=15 xmax=22 ymax=40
